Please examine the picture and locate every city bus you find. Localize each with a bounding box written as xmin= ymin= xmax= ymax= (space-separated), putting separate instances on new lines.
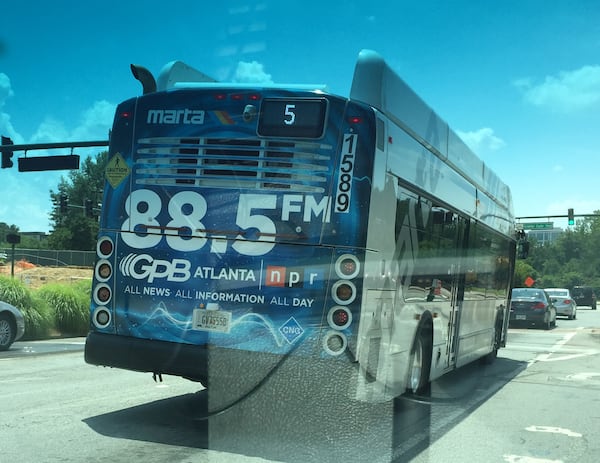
xmin=84 ymin=49 xmax=516 ymax=403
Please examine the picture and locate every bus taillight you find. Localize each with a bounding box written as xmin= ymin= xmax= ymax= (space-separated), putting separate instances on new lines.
xmin=97 ymin=237 xmax=114 ymax=258
xmin=332 ymin=281 xmax=357 ymax=305
xmin=94 ymin=284 xmax=112 ymax=305
xmin=328 ymin=306 xmax=352 ymax=330
xmin=335 ymin=254 xmax=360 ymax=279
xmin=95 ymin=260 xmax=112 ymax=282
xmin=93 ymin=307 xmax=111 ymax=329
xmin=323 ymin=331 xmax=348 ymax=356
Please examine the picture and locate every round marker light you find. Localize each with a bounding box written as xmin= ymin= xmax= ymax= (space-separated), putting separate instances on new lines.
xmin=93 ymin=308 xmax=111 ymax=328
xmin=327 ymin=306 xmax=352 ymax=330
xmin=332 ymin=280 xmax=356 ymax=305
xmin=94 ymin=284 xmax=112 ymax=305
xmin=95 ymin=260 xmax=112 ymax=281
xmin=323 ymin=331 xmax=347 ymax=356
xmin=335 ymin=254 xmax=360 ymax=279
xmin=93 ymin=307 xmax=111 ymax=329
xmin=97 ymin=237 xmax=114 ymax=258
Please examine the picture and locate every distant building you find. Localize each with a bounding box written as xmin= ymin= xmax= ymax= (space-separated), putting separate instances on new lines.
xmin=527 ymin=227 xmax=563 ymax=245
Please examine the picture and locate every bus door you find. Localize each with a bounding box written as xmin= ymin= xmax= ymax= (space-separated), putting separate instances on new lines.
xmin=445 ymin=214 xmax=468 ymax=369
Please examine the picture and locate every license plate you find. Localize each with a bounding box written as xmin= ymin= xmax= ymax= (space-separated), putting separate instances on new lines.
xmin=516 ymin=314 xmax=526 ymax=320
xmin=193 ymin=309 xmax=232 ymax=333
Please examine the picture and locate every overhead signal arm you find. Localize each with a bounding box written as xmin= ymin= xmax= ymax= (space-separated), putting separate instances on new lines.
xmin=0 ymin=138 xmax=109 ymax=171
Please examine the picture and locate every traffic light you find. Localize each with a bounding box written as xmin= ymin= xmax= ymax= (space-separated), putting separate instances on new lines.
xmin=59 ymin=194 xmax=68 ymax=214
xmin=85 ymin=199 xmax=94 ymax=217
xmin=568 ymin=208 xmax=575 ymax=226
xmin=1 ymin=136 xmax=14 ymax=168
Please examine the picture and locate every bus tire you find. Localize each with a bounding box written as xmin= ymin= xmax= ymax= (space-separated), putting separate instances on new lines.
xmin=481 ymin=315 xmax=504 ymax=365
xmin=407 ymin=322 xmax=432 ymax=394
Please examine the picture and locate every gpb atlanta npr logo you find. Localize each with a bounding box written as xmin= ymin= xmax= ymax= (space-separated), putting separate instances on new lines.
xmin=264 ymin=265 xmax=324 ymax=289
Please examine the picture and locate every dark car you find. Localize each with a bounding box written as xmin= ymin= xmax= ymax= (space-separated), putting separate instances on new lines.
xmin=571 ymin=286 xmax=597 ymax=310
xmin=0 ymin=300 xmax=26 ymax=351
xmin=510 ymin=288 xmax=557 ymax=329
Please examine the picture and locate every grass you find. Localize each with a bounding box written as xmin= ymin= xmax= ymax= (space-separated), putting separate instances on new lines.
xmin=0 ymin=275 xmax=92 ymax=339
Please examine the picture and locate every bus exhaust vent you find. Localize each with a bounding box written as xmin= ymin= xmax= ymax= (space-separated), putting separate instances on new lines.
xmin=134 ymin=137 xmax=333 ymax=193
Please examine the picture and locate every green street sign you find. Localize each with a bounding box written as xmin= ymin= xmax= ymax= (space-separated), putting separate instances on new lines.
xmin=523 ymin=222 xmax=554 ymax=230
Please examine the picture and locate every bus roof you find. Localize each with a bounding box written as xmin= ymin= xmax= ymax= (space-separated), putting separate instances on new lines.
xmin=146 ymin=50 xmax=513 ymax=229
xmin=156 ymin=60 xmax=327 ymax=92
xmin=349 ymin=49 xmax=513 ymax=223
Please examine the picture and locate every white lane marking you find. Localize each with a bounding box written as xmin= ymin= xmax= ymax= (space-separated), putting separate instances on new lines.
xmin=527 ymin=330 xmax=580 ymax=367
xmin=503 ymin=455 xmax=563 ymax=463
xmin=525 ymin=425 xmax=582 ymax=438
xmin=566 ymin=372 xmax=600 ymax=381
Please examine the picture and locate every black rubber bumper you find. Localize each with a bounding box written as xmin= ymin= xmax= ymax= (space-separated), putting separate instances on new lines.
xmin=84 ymin=331 xmax=208 ymax=383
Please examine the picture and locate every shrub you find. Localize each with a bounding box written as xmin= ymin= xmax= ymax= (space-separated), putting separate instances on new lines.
xmin=37 ymin=282 xmax=91 ymax=336
xmin=0 ymin=276 xmax=54 ymax=339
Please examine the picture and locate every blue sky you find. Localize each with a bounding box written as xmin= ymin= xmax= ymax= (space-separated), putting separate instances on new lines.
xmin=1 ymin=0 xmax=599 ymax=232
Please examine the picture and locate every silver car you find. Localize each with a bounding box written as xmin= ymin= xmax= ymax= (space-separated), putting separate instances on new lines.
xmin=545 ymin=288 xmax=577 ymax=320
xmin=0 ymin=300 xmax=26 ymax=350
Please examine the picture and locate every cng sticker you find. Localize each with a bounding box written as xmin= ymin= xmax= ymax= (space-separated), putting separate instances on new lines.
xmin=279 ymin=317 xmax=304 ymax=344
xmin=105 ymin=152 xmax=130 ymax=188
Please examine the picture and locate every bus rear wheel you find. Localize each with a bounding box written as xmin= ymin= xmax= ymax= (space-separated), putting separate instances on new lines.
xmin=408 ymin=330 xmax=431 ymax=394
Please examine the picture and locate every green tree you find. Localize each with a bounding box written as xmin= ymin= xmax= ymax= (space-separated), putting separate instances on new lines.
xmin=519 ymin=211 xmax=600 ymax=290
xmin=0 ymin=222 xmax=19 ymax=245
xmin=514 ymin=260 xmax=538 ymax=287
xmin=47 ymin=151 xmax=108 ymax=250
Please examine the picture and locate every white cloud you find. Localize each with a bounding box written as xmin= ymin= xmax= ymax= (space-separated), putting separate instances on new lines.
xmin=515 ymin=65 xmax=600 ymax=112
xmin=456 ymin=127 xmax=505 ymax=154
xmin=29 ymin=100 xmax=113 ymax=144
xmin=72 ymin=100 xmax=114 ymax=140
xmin=0 ymin=97 xmax=114 ymax=232
xmin=0 ymin=73 xmax=22 ymax=143
xmin=241 ymin=42 xmax=266 ymax=54
xmin=232 ymin=60 xmax=273 ymax=84
xmin=0 ymin=73 xmax=14 ymax=106
xmin=30 ymin=117 xmax=69 ymax=143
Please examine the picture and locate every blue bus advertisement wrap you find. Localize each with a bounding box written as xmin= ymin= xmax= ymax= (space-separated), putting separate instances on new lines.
xmin=88 ymin=87 xmax=376 ymax=375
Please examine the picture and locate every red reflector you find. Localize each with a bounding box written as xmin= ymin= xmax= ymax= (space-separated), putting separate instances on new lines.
xmin=121 ymin=112 xmax=132 ymax=118
xmin=231 ymin=94 xmax=243 ymax=101
xmin=349 ymin=116 xmax=362 ymax=124
xmin=248 ymin=94 xmax=261 ymax=101
xmin=214 ymin=94 xmax=227 ymax=100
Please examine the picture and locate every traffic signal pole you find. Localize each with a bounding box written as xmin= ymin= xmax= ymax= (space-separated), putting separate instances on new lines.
xmin=0 ymin=138 xmax=109 ymax=171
